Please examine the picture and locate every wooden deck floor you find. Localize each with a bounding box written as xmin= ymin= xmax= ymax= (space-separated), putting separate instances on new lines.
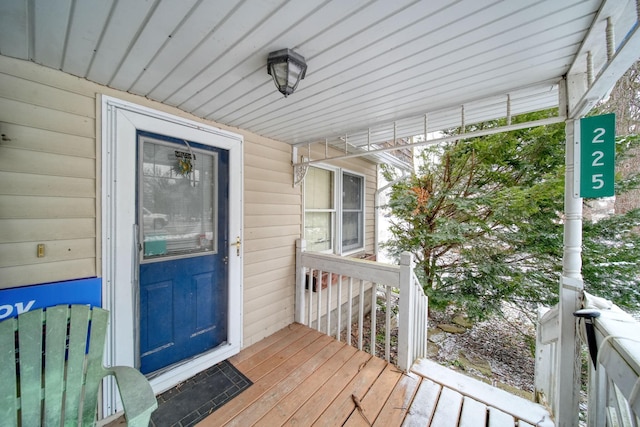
xmin=197 ymin=323 xmax=554 ymax=427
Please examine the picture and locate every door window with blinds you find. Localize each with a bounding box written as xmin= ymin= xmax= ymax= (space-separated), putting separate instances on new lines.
xmin=304 ymin=166 xmax=364 ymax=254
xmin=139 ymin=136 xmax=219 ymax=260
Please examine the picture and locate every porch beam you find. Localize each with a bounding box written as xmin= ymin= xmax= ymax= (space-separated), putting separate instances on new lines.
xmin=293 ymin=116 xmax=566 ymax=167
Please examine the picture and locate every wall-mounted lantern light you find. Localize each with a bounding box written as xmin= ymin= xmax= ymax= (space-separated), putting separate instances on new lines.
xmin=267 ymin=48 xmax=307 ymax=97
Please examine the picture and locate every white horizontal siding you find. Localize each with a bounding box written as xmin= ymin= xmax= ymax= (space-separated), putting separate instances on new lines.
xmin=0 ymin=218 xmax=95 ymax=245
xmin=0 ymin=57 xmax=97 ymax=288
xmin=245 ymin=214 xmax=300 ymax=229
xmin=243 ymin=303 xmax=295 ymax=348
xmin=243 ymin=234 xmax=295 ymax=253
xmin=0 ymin=123 xmax=95 ymax=157
xmin=0 ymin=195 xmax=95 ymax=219
xmin=0 ymin=238 xmax=96 ymax=268
xmin=0 ymin=98 xmax=95 ymax=137
xmin=244 ymin=202 xmax=299 ymax=217
xmin=241 ymin=134 xmax=301 ymax=345
xmin=244 ymin=283 xmax=295 ymax=317
xmin=244 ymin=175 xmax=297 ymax=193
xmin=243 ymin=245 xmax=295 ymax=268
xmin=0 ymin=172 xmax=95 ymax=197
xmin=1 ymin=259 xmax=96 ymax=289
xmin=244 ymin=170 xmax=292 ymax=187
xmin=244 ymin=190 xmax=300 ymax=207
xmin=0 ymin=146 xmax=95 ymax=178
xmin=244 ymin=224 xmax=300 ymax=242
xmin=0 ymin=72 xmax=95 ymax=117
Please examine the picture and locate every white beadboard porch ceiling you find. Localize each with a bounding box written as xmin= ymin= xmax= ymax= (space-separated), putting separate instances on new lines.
xmin=1 ymin=0 xmax=638 ymax=153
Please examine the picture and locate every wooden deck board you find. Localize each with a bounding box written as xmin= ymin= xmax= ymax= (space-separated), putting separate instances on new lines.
xmin=250 ymin=338 xmax=342 ymax=407
xmin=256 ymin=345 xmax=358 ymax=426
xmin=343 ymin=363 xmax=404 ymax=427
xmin=411 ymin=358 xmax=555 ymax=427
xmin=430 ymin=387 xmax=464 ymax=427
xmin=459 ymin=396 xmax=488 ymax=427
xmin=488 ymin=407 xmax=516 ymax=427
xmin=284 ymin=350 xmax=372 ymax=425
xmin=224 ymin=336 xmax=342 ymax=427
xmin=312 ymin=356 xmax=388 ymax=426
xmin=199 ymin=329 xmax=329 ymax=426
xmin=229 ymin=323 xmax=304 ymax=366
xmin=372 ymin=371 xmax=421 ymax=427
xmin=234 ymin=324 xmax=312 ymax=379
xmin=401 ymin=377 xmax=441 ymax=427
xmin=244 ymin=327 xmax=320 ymax=381
xmin=195 ymin=324 xmax=554 ymax=427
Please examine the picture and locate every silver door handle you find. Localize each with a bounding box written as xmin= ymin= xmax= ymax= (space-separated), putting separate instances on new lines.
xmin=235 ymin=236 xmax=241 ymax=256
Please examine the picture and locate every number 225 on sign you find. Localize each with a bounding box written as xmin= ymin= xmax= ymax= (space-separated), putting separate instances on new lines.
xmin=580 ymin=113 xmax=615 ymax=198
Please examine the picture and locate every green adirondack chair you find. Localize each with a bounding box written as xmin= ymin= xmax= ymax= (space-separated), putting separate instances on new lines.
xmin=0 ymin=304 xmax=158 ymax=426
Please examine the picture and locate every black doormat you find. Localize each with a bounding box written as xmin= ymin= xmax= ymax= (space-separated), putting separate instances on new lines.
xmin=150 ymin=360 xmax=252 ymax=427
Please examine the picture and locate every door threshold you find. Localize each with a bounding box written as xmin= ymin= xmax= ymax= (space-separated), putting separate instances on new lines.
xmin=146 ymin=341 xmax=230 ymax=380
xmin=147 ymin=341 xmax=239 ymax=395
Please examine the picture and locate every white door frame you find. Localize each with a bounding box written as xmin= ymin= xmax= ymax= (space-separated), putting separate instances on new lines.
xmin=100 ymin=96 xmax=243 ymax=415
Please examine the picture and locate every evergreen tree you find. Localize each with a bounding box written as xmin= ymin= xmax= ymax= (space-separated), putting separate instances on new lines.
xmin=383 ymin=111 xmax=640 ymax=320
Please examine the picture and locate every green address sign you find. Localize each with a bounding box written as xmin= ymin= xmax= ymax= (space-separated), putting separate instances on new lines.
xmin=580 ymin=113 xmax=615 ymax=198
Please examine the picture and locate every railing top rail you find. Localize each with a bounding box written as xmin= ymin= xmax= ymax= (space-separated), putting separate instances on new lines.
xmin=300 ymin=250 xmax=401 ymax=285
xmin=585 ymin=293 xmax=640 ymax=367
xmin=583 ymin=292 xmax=640 ymax=417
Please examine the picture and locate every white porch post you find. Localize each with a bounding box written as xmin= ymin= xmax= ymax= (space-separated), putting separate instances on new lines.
xmin=555 ymin=115 xmax=584 ymax=426
xmin=398 ymin=252 xmax=415 ymax=372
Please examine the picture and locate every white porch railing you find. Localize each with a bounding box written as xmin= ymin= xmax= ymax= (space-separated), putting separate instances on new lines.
xmin=295 ymin=239 xmax=428 ymax=371
xmin=535 ymin=292 xmax=640 ymax=426
xmin=534 ymin=305 xmax=560 ymax=413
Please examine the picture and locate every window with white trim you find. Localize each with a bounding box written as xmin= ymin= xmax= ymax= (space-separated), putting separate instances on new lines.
xmin=304 ymin=166 xmax=365 ymax=254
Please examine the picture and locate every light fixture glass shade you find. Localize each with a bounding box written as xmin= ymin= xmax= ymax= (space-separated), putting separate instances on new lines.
xmin=267 ymin=48 xmax=307 ymax=97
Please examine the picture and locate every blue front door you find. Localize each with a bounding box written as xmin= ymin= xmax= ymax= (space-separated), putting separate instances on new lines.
xmin=137 ymin=131 xmax=229 ymax=375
